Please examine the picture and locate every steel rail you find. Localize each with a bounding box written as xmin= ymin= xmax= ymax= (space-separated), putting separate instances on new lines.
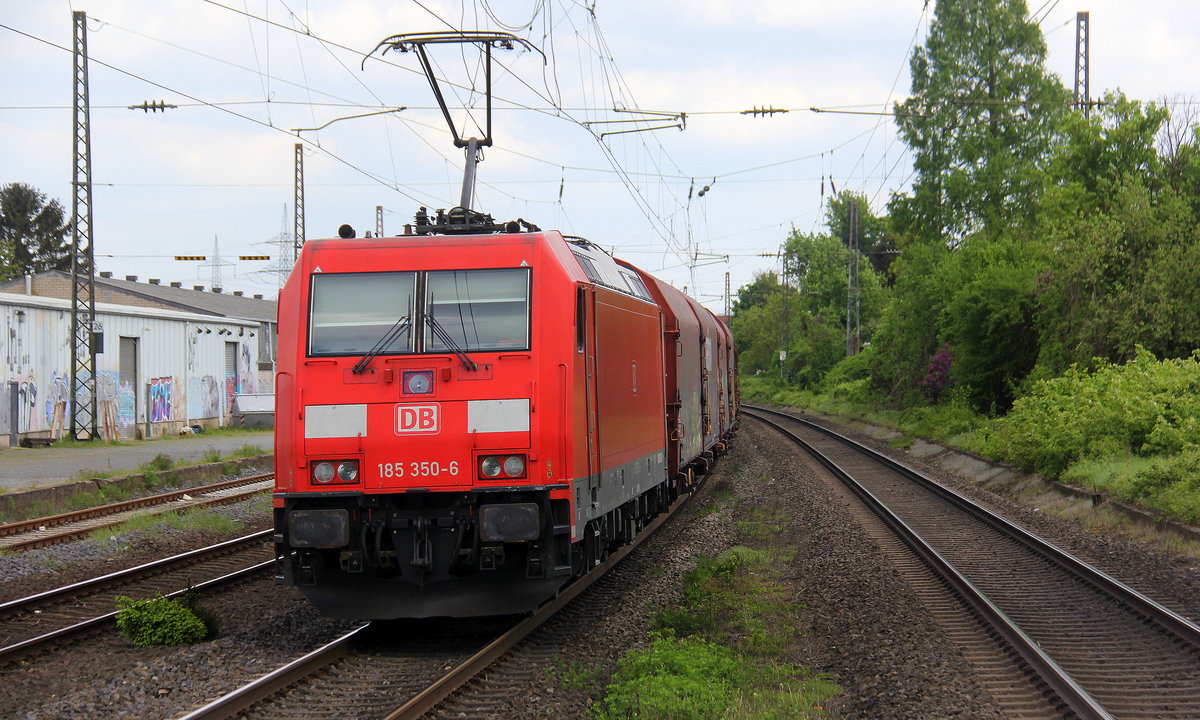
xmin=746 ymin=405 xmax=1200 ymax=647
xmin=742 ymin=406 xmax=1115 ymax=720
xmin=0 ymin=529 xmax=271 ymax=615
xmin=177 ymin=491 xmax=692 ymax=720
xmin=0 ymin=473 xmax=273 ymax=537
xmin=177 ymin=625 xmax=372 ymax=720
xmin=0 ymin=559 xmax=273 ymax=665
xmin=0 ymin=474 xmax=274 ymax=551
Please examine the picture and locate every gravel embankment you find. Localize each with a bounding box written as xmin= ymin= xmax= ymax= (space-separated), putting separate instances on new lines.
xmin=2 ymin=416 xmax=1197 ymax=719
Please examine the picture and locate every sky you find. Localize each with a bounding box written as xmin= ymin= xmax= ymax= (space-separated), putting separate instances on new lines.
xmin=1 ymin=1 xmax=1197 ymax=311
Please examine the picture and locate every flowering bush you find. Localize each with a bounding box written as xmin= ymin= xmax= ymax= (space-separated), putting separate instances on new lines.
xmin=918 ymin=344 xmax=954 ymax=402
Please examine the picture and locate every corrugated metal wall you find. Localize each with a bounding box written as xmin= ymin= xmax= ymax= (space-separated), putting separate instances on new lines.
xmin=1 ymin=295 xmax=260 ymax=441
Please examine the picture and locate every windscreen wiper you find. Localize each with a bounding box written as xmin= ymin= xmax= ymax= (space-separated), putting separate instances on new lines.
xmin=426 ymin=314 xmax=479 ymax=372
xmin=351 ymin=316 xmax=411 ymax=375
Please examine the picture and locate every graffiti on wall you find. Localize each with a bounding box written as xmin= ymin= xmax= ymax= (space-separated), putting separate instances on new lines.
xmin=45 ymin=371 xmax=69 ymax=435
xmin=188 ymin=375 xmax=221 ymax=420
xmin=239 ymin=343 xmax=257 ymax=394
xmin=149 ymin=376 xmax=173 ymax=422
xmin=116 ymin=379 xmax=135 ymax=428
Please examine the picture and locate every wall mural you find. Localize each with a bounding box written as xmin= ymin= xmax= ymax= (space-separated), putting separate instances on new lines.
xmin=149 ymin=376 xmax=173 ymax=423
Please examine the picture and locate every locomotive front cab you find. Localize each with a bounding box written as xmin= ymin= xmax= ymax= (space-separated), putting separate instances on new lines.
xmin=274 ymin=234 xmax=578 ymax=618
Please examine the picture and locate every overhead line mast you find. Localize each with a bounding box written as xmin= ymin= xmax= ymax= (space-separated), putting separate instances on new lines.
xmin=69 ymin=10 xmax=98 ymax=442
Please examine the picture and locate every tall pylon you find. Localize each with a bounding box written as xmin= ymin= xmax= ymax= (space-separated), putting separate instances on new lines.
xmin=846 ymin=199 xmax=861 ymax=356
xmin=1074 ymin=12 xmax=1091 ymax=117
xmin=293 ymin=143 xmax=305 ymax=259
xmin=199 ymin=236 xmax=234 ymax=289
xmin=69 ymin=10 xmax=99 ymax=441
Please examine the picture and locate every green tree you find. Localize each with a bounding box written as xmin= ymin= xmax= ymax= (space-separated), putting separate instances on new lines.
xmin=730 ymin=271 xmax=779 ymax=316
xmin=0 ymin=183 xmax=71 ymax=280
xmin=892 ymin=0 xmax=1069 ymax=242
xmin=1032 ymin=95 xmax=1200 ymax=374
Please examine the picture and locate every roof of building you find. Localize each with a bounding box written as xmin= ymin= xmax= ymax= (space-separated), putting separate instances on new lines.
xmin=0 ymin=290 xmax=259 ymax=326
xmin=0 ymin=271 xmax=277 ymax=323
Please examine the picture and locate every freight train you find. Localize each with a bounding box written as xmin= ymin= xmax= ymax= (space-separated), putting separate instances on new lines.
xmin=272 ymin=214 xmax=737 ymax=618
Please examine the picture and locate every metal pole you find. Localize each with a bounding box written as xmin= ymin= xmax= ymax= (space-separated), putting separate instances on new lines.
xmin=460 ymin=137 xmax=479 ymax=210
xmin=846 ymin=199 xmax=861 ymax=356
xmin=293 ymin=143 xmax=305 ymax=259
xmin=1074 ymin=12 xmax=1091 ymax=117
xmin=70 ymin=10 xmax=98 ymax=441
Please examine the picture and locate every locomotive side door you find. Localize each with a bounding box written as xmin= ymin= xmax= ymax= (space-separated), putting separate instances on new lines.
xmin=580 ymin=286 xmax=601 ymax=507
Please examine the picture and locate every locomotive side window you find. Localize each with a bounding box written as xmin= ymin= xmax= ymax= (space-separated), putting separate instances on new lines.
xmin=308 ymin=272 xmax=416 ymax=356
xmin=425 ymin=268 xmax=530 ymax=352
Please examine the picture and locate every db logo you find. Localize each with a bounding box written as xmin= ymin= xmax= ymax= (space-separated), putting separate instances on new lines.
xmin=395 ymin=404 xmax=440 ymax=434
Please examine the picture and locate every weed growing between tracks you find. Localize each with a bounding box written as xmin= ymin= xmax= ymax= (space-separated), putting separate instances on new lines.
xmin=115 ymin=592 xmax=218 ymax=647
xmin=588 ymin=482 xmax=838 ymax=720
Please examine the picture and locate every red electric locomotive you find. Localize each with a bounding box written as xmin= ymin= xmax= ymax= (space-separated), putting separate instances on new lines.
xmin=272 ymin=218 xmax=736 ymax=618
xmin=273 ymin=29 xmax=736 ymax=619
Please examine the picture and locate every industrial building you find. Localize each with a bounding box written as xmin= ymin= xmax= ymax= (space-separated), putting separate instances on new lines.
xmin=0 ymin=271 xmax=276 ymax=446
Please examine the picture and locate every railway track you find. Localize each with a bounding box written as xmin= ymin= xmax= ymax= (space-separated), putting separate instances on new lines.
xmin=0 ymin=473 xmax=274 ymax=551
xmin=0 ymin=530 xmax=273 ymax=665
xmin=179 ymin=491 xmax=690 ymax=720
xmin=744 ymin=405 xmax=1200 ymax=720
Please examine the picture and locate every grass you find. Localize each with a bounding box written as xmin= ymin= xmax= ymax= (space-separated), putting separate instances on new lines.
xmin=587 ymin=476 xmax=840 ymax=720
xmin=590 ymin=545 xmax=837 ymax=719
xmin=88 ymin=504 xmax=248 ymax=542
xmin=0 ymin=444 xmax=271 ymax=526
xmin=743 ymin=373 xmax=1200 ymax=556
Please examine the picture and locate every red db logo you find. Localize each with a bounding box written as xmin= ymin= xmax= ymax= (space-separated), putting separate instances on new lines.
xmin=396 ymin=404 xmax=440 ymax=434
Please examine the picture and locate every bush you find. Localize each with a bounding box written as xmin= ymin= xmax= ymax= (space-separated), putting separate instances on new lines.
xmin=115 ymin=594 xmax=213 ymax=647
xmin=986 ymin=348 xmax=1200 ymax=478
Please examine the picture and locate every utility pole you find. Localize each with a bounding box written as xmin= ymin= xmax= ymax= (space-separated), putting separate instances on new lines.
xmin=724 ymin=271 xmax=730 ymax=317
xmin=69 ymin=10 xmax=98 ymax=441
xmin=846 ymin=198 xmax=861 ymax=356
xmin=376 ymin=205 xmax=384 ymax=238
xmin=1074 ymin=11 xmax=1091 ymax=117
xmin=293 ymin=143 xmax=305 ymax=259
xmin=779 ymin=253 xmax=789 ymax=380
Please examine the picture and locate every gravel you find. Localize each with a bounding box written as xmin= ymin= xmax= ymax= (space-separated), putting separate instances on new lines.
xmin=1 ymin=414 xmax=1196 ymax=719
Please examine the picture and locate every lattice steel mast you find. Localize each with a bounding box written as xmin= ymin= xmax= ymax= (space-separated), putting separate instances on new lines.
xmin=293 ymin=143 xmax=305 ymax=259
xmin=69 ymin=11 xmax=98 ymax=441
xmin=1074 ymin=12 xmax=1091 ymax=117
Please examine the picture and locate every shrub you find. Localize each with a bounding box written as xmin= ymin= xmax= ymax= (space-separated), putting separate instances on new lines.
xmin=986 ymin=348 xmax=1200 ymax=478
xmin=115 ymin=594 xmax=212 ymax=647
xmin=918 ymin=344 xmax=955 ymax=403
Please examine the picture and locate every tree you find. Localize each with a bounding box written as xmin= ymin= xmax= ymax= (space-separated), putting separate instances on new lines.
xmin=0 ymin=183 xmax=72 ymax=280
xmin=1032 ymin=95 xmax=1200 ymax=374
xmin=892 ymin=0 xmax=1069 ymax=243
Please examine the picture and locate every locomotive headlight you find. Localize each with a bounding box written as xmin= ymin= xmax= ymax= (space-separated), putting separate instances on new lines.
xmin=403 ymin=370 xmax=434 ymax=395
xmin=336 ymin=461 xmax=359 ymax=483
xmin=502 ymin=455 xmax=526 ymax=478
xmin=313 ymin=462 xmax=336 ymax=484
xmin=480 ymin=456 xmax=503 ymax=477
